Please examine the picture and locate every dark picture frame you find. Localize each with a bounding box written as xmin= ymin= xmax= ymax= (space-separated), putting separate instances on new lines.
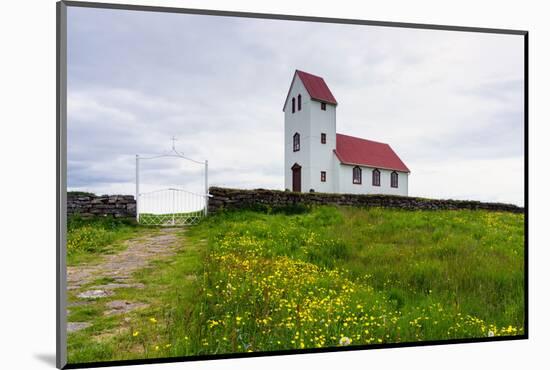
xmin=57 ymin=1 xmax=528 ymax=368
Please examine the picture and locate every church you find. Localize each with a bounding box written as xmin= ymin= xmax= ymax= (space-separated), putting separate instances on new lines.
xmin=284 ymin=70 xmax=410 ymax=195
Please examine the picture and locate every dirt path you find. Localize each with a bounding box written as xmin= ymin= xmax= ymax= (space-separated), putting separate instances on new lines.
xmin=67 ymin=228 xmax=182 ymax=332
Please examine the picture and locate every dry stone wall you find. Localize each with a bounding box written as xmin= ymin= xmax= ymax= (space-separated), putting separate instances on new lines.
xmin=208 ymin=187 xmax=524 ymax=214
xmin=67 ymin=194 xmax=136 ymax=218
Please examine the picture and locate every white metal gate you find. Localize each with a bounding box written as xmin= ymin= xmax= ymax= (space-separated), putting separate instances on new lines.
xmin=136 ymin=144 xmax=209 ymax=226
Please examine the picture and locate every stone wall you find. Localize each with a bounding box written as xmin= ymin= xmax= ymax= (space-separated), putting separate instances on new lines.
xmin=208 ymin=187 xmax=524 ymax=214
xmin=67 ymin=193 xmax=136 ymax=218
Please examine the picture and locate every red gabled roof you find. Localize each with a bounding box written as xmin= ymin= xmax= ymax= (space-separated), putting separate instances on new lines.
xmin=296 ymin=70 xmax=338 ymax=105
xmin=283 ymin=70 xmax=337 ymax=110
xmin=334 ymin=133 xmax=410 ymax=172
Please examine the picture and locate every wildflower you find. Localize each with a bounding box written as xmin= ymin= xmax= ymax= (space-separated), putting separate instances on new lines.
xmin=149 ymin=317 xmax=157 ymax=324
xmin=165 ymin=344 xmax=172 ymax=348
xmin=154 ymin=345 xmax=160 ymax=351
xmin=488 ymin=330 xmax=495 ymax=337
xmin=339 ymin=336 xmax=352 ymax=346
xmin=132 ymin=331 xmax=139 ymax=337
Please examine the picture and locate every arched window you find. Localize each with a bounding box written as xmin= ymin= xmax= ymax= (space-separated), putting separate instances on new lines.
xmin=298 ymin=94 xmax=302 ymax=111
xmin=293 ymin=132 xmax=300 ymax=152
xmin=372 ymin=169 xmax=381 ymax=186
xmin=292 ymin=97 xmax=296 ymax=113
xmin=353 ymin=166 xmax=362 ymax=184
xmin=391 ymin=171 xmax=398 ymax=188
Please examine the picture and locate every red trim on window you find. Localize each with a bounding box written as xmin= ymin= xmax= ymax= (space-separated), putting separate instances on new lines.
xmin=293 ymin=132 xmax=300 ymax=152
xmin=353 ymin=166 xmax=362 ymax=184
xmin=372 ymin=169 xmax=380 ymax=186
xmin=391 ymin=171 xmax=398 ymax=188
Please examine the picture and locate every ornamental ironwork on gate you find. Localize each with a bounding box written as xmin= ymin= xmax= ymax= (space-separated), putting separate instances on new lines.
xmin=135 ymin=140 xmax=209 ymax=226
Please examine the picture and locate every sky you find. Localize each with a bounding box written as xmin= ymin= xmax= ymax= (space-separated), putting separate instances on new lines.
xmin=67 ymin=7 xmax=525 ymax=206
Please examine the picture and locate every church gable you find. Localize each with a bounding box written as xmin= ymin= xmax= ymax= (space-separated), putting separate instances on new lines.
xmin=283 ymin=70 xmax=337 ymax=111
xmin=295 ymin=70 xmax=337 ymax=105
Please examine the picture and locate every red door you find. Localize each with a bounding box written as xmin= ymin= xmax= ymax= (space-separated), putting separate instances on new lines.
xmin=292 ymin=163 xmax=301 ymax=192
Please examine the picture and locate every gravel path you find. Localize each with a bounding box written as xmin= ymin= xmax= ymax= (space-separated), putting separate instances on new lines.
xmin=67 ymin=228 xmax=182 ymax=332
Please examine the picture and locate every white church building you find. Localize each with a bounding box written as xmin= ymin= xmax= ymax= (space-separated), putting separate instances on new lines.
xmin=284 ymin=70 xmax=410 ymax=195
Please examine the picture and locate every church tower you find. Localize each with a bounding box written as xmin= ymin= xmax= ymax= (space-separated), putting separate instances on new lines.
xmin=283 ymin=70 xmax=338 ymax=193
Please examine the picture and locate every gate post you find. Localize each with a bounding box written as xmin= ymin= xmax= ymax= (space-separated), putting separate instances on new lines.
xmin=135 ymin=154 xmax=140 ymax=222
xmin=172 ymin=189 xmax=175 ymax=225
xmin=204 ymin=160 xmax=208 ymax=216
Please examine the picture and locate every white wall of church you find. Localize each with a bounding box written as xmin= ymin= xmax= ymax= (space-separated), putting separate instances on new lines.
xmin=306 ymin=100 xmax=336 ymax=193
xmin=284 ymin=76 xmax=336 ymax=192
xmin=284 ymin=76 xmax=310 ymax=191
xmin=337 ymin=164 xmax=409 ymax=196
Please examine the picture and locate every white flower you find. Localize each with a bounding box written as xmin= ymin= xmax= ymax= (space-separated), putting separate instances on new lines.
xmin=339 ymin=336 xmax=352 ymax=346
xmin=488 ymin=330 xmax=495 ymax=337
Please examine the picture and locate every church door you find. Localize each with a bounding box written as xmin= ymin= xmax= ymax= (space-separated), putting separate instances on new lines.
xmin=292 ymin=163 xmax=301 ymax=192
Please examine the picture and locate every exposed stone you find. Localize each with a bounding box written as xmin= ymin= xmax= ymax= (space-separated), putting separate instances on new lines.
xmin=77 ymin=289 xmax=114 ymax=299
xmin=67 ymin=193 xmax=136 ymax=218
xmin=91 ymin=283 xmax=145 ymax=290
xmin=67 ymin=322 xmax=91 ymax=333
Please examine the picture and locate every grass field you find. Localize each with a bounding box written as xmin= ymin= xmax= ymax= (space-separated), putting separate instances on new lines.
xmin=66 ymin=206 xmax=524 ymax=362
xmin=66 ymin=216 xmax=144 ymax=266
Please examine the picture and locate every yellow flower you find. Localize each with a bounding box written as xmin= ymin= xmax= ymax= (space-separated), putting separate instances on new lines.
xmin=154 ymin=345 xmax=159 ymax=351
xmin=149 ymin=317 xmax=157 ymax=324
xmin=132 ymin=331 xmax=139 ymax=337
xmin=339 ymin=336 xmax=352 ymax=346
xmin=165 ymin=344 xmax=172 ymax=348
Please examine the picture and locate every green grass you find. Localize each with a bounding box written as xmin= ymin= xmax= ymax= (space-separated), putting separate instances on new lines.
xmin=67 ymin=228 xmax=205 ymax=363
xmin=66 ymin=216 xmax=144 ymax=265
xmin=66 ymin=206 xmax=524 ymax=362
xmin=186 ymin=206 xmax=524 ymax=352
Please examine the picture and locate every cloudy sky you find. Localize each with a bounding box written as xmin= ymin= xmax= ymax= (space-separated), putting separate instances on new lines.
xmin=67 ymin=7 xmax=525 ymax=205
